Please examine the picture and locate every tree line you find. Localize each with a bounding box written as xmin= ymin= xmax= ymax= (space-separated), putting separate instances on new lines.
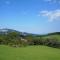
xmin=0 ymin=30 xmax=60 ymax=48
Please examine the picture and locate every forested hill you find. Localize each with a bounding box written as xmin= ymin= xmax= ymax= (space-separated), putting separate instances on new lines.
xmin=0 ymin=28 xmax=60 ymax=36
xmin=0 ymin=28 xmax=60 ymax=48
xmin=0 ymin=28 xmax=33 ymax=36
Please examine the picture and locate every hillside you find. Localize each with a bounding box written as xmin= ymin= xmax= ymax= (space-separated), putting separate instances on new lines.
xmin=0 ymin=28 xmax=60 ymax=48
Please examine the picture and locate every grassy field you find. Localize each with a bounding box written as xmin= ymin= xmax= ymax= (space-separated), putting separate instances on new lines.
xmin=0 ymin=45 xmax=60 ymax=60
xmin=43 ymin=35 xmax=60 ymax=41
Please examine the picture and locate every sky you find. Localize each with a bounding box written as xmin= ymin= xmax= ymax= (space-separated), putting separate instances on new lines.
xmin=0 ymin=0 xmax=60 ymax=34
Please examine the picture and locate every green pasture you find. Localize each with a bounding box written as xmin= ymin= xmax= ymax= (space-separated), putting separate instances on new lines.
xmin=0 ymin=45 xmax=60 ymax=60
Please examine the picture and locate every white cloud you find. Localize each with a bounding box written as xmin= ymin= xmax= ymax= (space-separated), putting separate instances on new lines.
xmin=39 ymin=9 xmax=60 ymax=22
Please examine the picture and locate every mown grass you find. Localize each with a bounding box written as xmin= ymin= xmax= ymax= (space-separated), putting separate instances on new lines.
xmin=0 ymin=45 xmax=60 ymax=60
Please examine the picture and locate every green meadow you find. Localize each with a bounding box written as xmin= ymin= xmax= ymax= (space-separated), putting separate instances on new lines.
xmin=0 ymin=45 xmax=60 ymax=60
xmin=43 ymin=35 xmax=60 ymax=41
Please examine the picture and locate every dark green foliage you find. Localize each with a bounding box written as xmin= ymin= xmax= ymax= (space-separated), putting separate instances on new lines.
xmin=43 ymin=38 xmax=60 ymax=48
xmin=0 ymin=28 xmax=60 ymax=48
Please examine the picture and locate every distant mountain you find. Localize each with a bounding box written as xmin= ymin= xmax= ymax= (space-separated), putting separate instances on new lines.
xmin=0 ymin=28 xmax=19 ymax=35
xmin=0 ymin=28 xmax=19 ymax=33
xmin=0 ymin=28 xmax=33 ymax=37
xmin=0 ymin=28 xmax=60 ymax=36
xmin=48 ymin=32 xmax=60 ymax=35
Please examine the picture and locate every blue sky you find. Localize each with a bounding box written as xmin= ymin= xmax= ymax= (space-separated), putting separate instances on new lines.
xmin=0 ymin=0 xmax=60 ymax=34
